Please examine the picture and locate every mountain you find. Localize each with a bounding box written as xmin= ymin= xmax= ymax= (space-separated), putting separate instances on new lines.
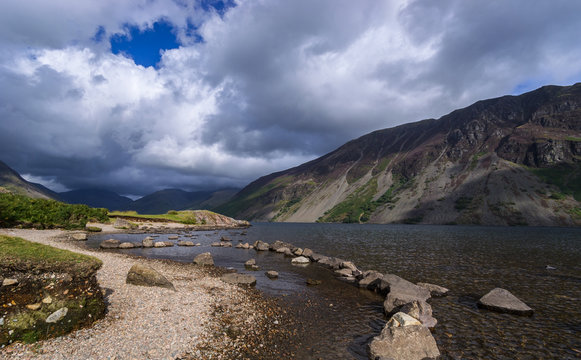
xmin=217 ymin=83 xmax=581 ymax=226
xmin=59 ymin=189 xmax=133 ymax=210
xmin=0 ymin=160 xmax=60 ymax=200
xmin=128 ymin=189 xmax=211 ymax=214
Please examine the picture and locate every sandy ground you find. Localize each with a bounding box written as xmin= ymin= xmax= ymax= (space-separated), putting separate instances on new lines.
xmin=0 ymin=228 xmax=268 ymax=360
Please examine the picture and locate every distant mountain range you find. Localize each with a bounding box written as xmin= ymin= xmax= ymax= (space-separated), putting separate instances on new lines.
xmin=216 ymin=83 xmax=581 ymax=226
xmin=0 ymin=161 xmax=238 ymax=214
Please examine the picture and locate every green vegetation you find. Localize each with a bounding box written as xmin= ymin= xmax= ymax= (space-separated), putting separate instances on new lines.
xmin=0 ymin=193 xmax=108 ymax=229
xmin=454 ymin=196 xmax=473 ymax=210
xmin=108 ymin=209 xmax=220 ymax=225
xmin=272 ymin=197 xmax=302 ymax=220
xmin=565 ymin=136 xmax=581 ymax=142
xmin=550 ymin=192 xmax=566 ymax=200
xmin=0 ymin=235 xmax=102 ymax=275
xmin=346 ymin=162 xmax=373 ymax=184
xmin=568 ymin=207 xmax=581 ymax=218
xmin=469 ymin=151 xmax=488 ymax=170
xmin=372 ymin=157 xmax=391 ymax=176
xmin=530 ymin=163 xmax=581 ymax=201
xmin=86 ymin=226 xmax=102 ymax=232
xmin=488 ymin=202 xmax=528 ymax=226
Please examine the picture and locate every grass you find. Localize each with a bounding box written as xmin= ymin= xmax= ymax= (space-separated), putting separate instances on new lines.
xmin=469 ymin=151 xmax=488 ymax=170
xmin=530 ymin=163 xmax=581 ymax=201
xmin=565 ymin=136 xmax=581 ymax=142
xmin=108 ymin=210 xmax=223 ymax=225
xmin=0 ymin=193 xmax=108 ymax=229
xmin=319 ymin=178 xmax=378 ymax=223
xmin=0 ymin=235 xmax=102 ymax=275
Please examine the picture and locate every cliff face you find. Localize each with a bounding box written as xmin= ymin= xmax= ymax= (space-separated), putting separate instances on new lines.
xmin=217 ymin=83 xmax=581 ymax=226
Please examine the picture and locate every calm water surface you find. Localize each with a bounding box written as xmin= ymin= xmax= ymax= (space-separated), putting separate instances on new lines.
xmin=89 ymin=223 xmax=581 ymax=359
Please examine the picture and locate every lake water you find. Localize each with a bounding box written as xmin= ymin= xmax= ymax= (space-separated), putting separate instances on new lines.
xmin=88 ymin=223 xmax=581 ymax=359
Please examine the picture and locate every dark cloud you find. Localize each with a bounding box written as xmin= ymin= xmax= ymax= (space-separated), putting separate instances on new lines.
xmin=1 ymin=0 xmax=580 ymax=196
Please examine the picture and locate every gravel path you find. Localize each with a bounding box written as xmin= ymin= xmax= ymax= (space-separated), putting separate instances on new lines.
xmin=0 ymin=228 xmax=266 ymax=360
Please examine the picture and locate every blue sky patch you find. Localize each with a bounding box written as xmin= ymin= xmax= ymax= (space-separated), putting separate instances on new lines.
xmin=110 ymin=20 xmax=180 ymax=68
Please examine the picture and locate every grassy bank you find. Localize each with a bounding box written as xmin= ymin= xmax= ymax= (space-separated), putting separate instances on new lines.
xmin=0 ymin=193 xmax=108 ymax=229
xmin=0 ymin=235 xmax=102 ymax=275
xmin=108 ymin=210 xmax=211 ymax=225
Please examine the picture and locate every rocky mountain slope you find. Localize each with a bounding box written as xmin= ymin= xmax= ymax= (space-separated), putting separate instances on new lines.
xmin=217 ymin=83 xmax=581 ymax=226
xmin=59 ymin=189 xmax=133 ymax=210
xmin=0 ymin=161 xmax=59 ymax=200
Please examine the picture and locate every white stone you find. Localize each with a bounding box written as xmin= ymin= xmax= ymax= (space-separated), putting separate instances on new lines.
xmin=2 ymin=278 xmax=18 ymax=286
xmin=291 ymin=256 xmax=310 ymax=264
xmin=46 ymin=307 xmax=68 ymax=323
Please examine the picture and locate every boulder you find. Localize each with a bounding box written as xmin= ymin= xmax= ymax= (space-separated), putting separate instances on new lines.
xmin=265 ymin=271 xmax=279 ymax=279
xmin=222 ymin=242 xmax=232 ymax=248
xmin=291 ymin=256 xmax=310 ymax=265
xmin=211 ymin=242 xmax=222 ymax=247
xmin=221 ymin=273 xmax=257 ymax=287
xmin=154 ymin=242 xmax=167 ymax=248
xmin=276 ymin=247 xmax=290 ymax=254
xmin=381 ymin=274 xmax=431 ymax=313
xmin=244 ymin=259 xmax=256 ymax=266
xmin=400 ymin=300 xmax=437 ymax=328
xmin=71 ymin=233 xmax=87 ymax=241
xmin=100 ymin=239 xmax=120 ymax=249
xmin=220 ymin=236 xmax=231 ymax=241
xmin=293 ymin=248 xmax=303 ymax=256
xmin=142 ymin=236 xmax=154 ymax=248
xmin=177 ymin=240 xmax=195 ymax=246
xmin=2 ymin=278 xmax=18 ymax=286
xmin=417 ymin=282 xmax=449 ymax=297
xmin=283 ymin=248 xmax=294 ymax=257
xmin=235 ymin=243 xmax=244 ymax=248
xmin=248 ymin=265 xmax=260 ymax=271
xmin=318 ymin=257 xmax=343 ymax=270
xmin=302 ymin=248 xmax=314 ymax=258
xmin=168 ymin=235 xmax=179 ymax=240
xmin=310 ymin=253 xmax=326 ymax=262
xmin=193 ymin=252 xmax=214 ymax=266
xmin=242 ymin=243 xmax=251 ymax=249
xmin=357 ymin=270 xmax=383 ymax=289
xmin=119 ymin=242 xmax=136 ymax=249
xmin=253 ymin=241 xmax=270 ymax=251
xmin=368 ymin=324 xmax=440 ymax=360
xmin=477 ymin=288 xmax=533 ymax=316
xmin=126 ymin=264 xmax=175 ymax=290
xmin=269 ymin=240 xmax=290 ymax=251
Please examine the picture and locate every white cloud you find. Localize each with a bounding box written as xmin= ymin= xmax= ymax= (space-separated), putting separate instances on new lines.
xmin=1 ymin=0 xmax=581 ymax=194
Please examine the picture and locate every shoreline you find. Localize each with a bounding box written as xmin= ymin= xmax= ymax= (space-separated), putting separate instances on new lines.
xmin=0 ymin=227 xmax=289 ymax=359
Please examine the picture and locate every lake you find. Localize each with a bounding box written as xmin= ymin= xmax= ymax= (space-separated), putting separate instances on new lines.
xmin=88 ymin=223 xmax=581 ymax=359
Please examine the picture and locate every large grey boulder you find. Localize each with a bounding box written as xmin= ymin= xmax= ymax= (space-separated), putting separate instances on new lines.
xmin=100 ymin=239 xmax=120 ymax=249
xmin=302 ymin=248 xmax=314 ymax=258
xmin=417 ymin=282 xmax=449 ymax=297
xmin=221 ymin=273 xmax=257 ymax=287
xmin=369 ymin=323 xmax=440 ymax=360
xmin=276 ymin=247 xmax=290 ymax=254
xmin=126 ymin=264 xmax=175 ymax=290
xmin=253 ymin=240 xmax=270 ymax=251
xmin=193 ymin=252 xmax=214 ymax=266
xmin=381 ymin=274 xmax=431 ymax=314
xmin=478 ymin=288 xmax=533 ymax=316
xmin=400 ymin=300 xmax=437 ymax=328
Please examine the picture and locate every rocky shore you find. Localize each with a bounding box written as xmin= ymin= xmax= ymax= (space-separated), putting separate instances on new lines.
xmin=0 ymin=228 xmax=290 ymax=360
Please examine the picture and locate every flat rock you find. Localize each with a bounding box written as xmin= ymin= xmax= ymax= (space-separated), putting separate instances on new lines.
xmin=168 ymin=235 xmax=179 ymax=240
xmin=382 ymin=274 xmax=431 ymax=314
xmin=126 ymin=264 xmax=175 ymax=290
xmin=220 ymin=236 xmax=231 ymax=241
xmin=221 ymin=273 xmax=257 ymax=287
xmin=193 ymin=252 xmax=214 ymax=266
xmin=276 ymin=247 xmax=290 ymax=253
xmin=211 ymin=242 xmax=222 ymax=247
xmin=100 ymin=239 xmax=120 ymax=249
xmin=335 ymin=268 xmax=353 ymax=277
xmin=417 ymin=282 xmax=449 ymax=297
xmin=154 ymin=242 xmax=167 ymax=248
xmin=265 ymin=271 xmax=279 ymax=279
xmin=318 ymin=257 xmax=343 ymax=270
xmin=291 ymin=256 xmax=310 ymax=264
xmin=369 ymin=324 xmax=440 ymax=360
xmin=244 ymin=259 xmax=256 ymax=266
xmin=478 ymin=288 xmax=533 ymax=316
xmin=71 ymin=233 xmax=87 ymax=241
xmin=118 ymin=242 xmax=136 ymax=249
xmin=177 ymin=240 xmax=195 ymax=246
xmin=357 ymin=270 xmax=383 ymax=289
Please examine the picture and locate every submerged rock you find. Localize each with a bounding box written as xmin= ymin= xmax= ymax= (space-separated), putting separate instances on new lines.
xmin=221 ymin=273 xmax=257 ymax=287
xmin=478 ymin=288 xmax=533 ymax=316
xmin=126 ymin=264 xmax=175 ymax=290
xmin=306 ymin=278 xmax=322 ymax=286
xmin=244 ymin=259 xmax=256 ymax=266
xmin=265 ymin=271 xmax=279 ymax=279
xmin=193 ymin=253 xmax=214 ymax=266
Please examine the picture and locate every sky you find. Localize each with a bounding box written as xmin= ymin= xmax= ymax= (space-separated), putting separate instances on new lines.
xmin=1 ymin=0 xmax=581 ymax=197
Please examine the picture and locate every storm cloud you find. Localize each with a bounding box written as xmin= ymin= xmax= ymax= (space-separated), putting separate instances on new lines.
xmin=1 ymin=0 xmax=580 ymax=196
